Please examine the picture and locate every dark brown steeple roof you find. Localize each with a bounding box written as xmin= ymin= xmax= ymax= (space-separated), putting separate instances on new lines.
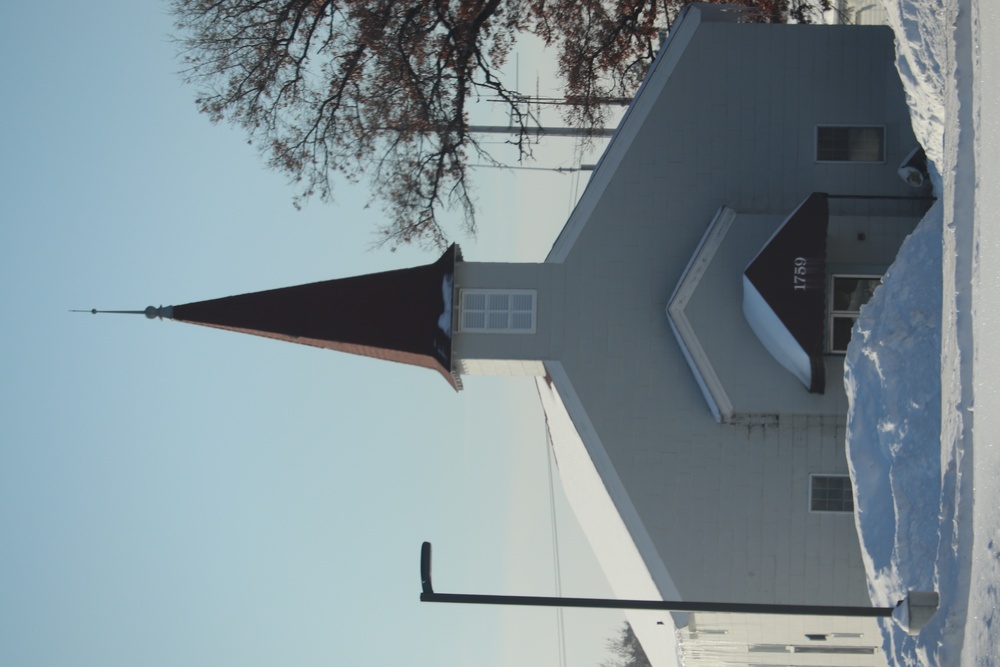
xmin=169 ymin=245 xmax=461 ymax=390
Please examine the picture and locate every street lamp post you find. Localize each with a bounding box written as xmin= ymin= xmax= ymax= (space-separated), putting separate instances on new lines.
xmin=418 ymin=542 xmax=938 ymax=633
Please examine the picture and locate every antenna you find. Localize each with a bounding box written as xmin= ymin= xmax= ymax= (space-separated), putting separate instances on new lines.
xmin=72 ymin=309 xmax=142 ymax=315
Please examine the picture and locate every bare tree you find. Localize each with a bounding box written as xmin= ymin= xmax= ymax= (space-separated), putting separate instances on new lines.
xmin=603 ymin=622 xmax=652 ymax=667
xmin=172 ymin=0 xmax=833 ymax=248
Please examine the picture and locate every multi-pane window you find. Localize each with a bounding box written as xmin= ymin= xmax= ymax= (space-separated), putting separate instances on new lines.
xmin=810 ymin=474 xmax=854 ymax=513
xmin=459 ymin=290 xmax=536 ymax=333
xmin=829 ymin=275 xmax=880 ymax=353
xmin=816 ymin=126 xmax=886 ymax=162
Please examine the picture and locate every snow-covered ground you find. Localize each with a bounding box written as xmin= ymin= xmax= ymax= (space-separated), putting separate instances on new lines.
xmin=844 ymin=0 xmax=999 ymax=664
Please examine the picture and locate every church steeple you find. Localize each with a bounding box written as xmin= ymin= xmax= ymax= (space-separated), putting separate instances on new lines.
xmin=112 ymin=245 xmax=462 ymax=390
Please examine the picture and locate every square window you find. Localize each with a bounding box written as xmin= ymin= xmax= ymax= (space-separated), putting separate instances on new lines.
xmin=810 ymin=475 xmax=854 ymax=512
xmin=817 ymin=126 xmax=885 ymax=162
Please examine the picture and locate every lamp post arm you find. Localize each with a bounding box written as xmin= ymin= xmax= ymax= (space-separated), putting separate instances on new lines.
xmin=419 ymin=591 xmax=895 ymax=617
xmin=418 ymin=541 xmax=895 ymax=618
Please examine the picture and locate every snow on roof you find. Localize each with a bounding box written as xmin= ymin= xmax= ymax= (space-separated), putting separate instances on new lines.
xmin=741 ymin=276 xmax=814 ymax=388
xmin=536 ymin=363 xmax=683 ymax=667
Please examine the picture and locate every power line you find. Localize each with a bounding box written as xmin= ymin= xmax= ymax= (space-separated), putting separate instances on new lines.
xmin=544 ymin=422 xmax=568 ymax=667
xmin=469 ymin=125 xmax=615 ymax=138
xmin=467 ymin=163 xmax=595 ymax=173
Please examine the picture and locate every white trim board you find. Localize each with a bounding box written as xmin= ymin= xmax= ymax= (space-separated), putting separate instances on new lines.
xmin=666 ymin=206 xmax=737 ymax=422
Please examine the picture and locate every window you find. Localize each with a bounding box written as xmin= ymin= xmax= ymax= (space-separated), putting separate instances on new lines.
xmin=810 ymin=474 xmax=854 ymax=513
xmin=459 ymin=290 xmax=536 ymax=333
xmin=816 ymin=126 xmax=885 ymax=162
xmin=748 ymin=645 xmax=790 ymax=653
xmin=829 ymin=275 xmax=880 ymax=353
xmin=794 ymin=646 xmax=876 ymax=654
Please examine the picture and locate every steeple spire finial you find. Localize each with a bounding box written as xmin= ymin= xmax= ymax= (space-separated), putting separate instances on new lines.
xmin=75 ymin=244 xmax=462 ymax=389
xmin=71 ymin=306 xmax=174 ymax=319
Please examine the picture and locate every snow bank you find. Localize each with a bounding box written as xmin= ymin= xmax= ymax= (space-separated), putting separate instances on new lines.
xmin=844 ymin=0 xmax=999 ymax=663
xmin=844 ymin=204 xmax=949 ymax=665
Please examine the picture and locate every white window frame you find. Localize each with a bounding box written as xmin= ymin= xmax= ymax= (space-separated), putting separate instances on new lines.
xmin=815 ymin=125 xmax=886 ymax=163
xmin=828 ymin=274 xmax=881 ymax=353
xmin=458 ymin=289 xmax=536 ymax=334
xmin=809 ymin=474 xmax=854 ymax=513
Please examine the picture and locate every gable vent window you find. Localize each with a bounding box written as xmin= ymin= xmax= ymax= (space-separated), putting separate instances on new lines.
xmin=460 ymin=290 xmax=536 ymax=333
xmin=816 ymin=126 xmax=885 ymax=162
xmin=810 ymin=474 xmax=854 ymax=513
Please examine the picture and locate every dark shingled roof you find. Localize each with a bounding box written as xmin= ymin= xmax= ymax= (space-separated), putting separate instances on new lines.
xmin=172 ymin=245 xmax=461 ymax=390
xmin=744 ymin=193 xmax=829 ymax=394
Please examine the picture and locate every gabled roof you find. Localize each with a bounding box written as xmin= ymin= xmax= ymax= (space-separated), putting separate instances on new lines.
xmin=531 ymin=9 xmax=717 ymax=666
xmin=546 ymin=4 xmax=739 ymax=263
xmin=169 ymin=245 xmax=462 ymax=389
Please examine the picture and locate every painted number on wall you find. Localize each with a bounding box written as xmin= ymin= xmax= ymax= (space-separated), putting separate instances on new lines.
xmin=793 ymin=256 xmax=809 ymax=290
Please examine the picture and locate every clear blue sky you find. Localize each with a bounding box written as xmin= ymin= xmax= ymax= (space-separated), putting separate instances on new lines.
xmin=0 ymin=2 xmax=625 ymax=667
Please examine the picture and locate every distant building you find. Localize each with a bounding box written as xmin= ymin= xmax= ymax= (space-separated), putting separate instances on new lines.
xmin=143 ymin=6 xmax=929 ymax=666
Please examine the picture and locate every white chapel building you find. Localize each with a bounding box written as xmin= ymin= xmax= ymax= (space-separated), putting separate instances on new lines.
xmin=139 ymin=5 xmax=932 ymax=665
